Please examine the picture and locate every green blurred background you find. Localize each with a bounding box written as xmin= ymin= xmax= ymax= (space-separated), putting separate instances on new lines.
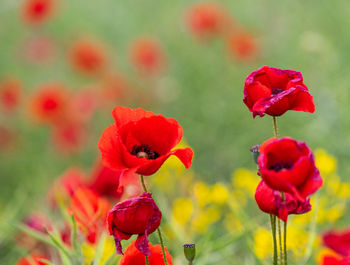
xmin=1 ymin=0 xmax=350 ymax=263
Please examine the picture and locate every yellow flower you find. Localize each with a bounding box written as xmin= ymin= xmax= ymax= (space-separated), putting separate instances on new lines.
xmin=172 ymin=198 xmax=193 ymax=225
xmin=253 ymin=227 xmax=273 ymax=259
xmin=210 ymin=183 xmax=229 ymax=205
xmin=192 ymin=206 xmax=221 ymax=234
xmin=231 ymin=168 xmax=259 ymax=196
xmin=337 ymin=182 xmax=350 ymax=199
xmin=315 ymin=149 xmax=337 ymax=176
xmin=194 ymin=181 xmax=211 ymax=207
xmin=81 ymin=237 xmax=116 ymax=265
xmin=326 ymin=203 xmax=346 ymax=222
xmin=224 ymin=213 xmax=243 ymax=234
xmin=287 ymin=226 xmax=309 ymax=257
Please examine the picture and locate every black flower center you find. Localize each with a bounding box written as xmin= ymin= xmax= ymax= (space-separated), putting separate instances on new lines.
xmin=271 ymin=87 xmax=283 ymax=96
xmin=269 ymin=162 xmax=293 ymax=172
xmin=131 ymin=144 xmax=160 ymax=160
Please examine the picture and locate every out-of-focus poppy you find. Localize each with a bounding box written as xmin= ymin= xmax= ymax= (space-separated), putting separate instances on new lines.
xmin=226 ymin=30 xmax=259 ymax=61
xmin=0 ymin=78 xmax=21 ymax=112
xmin=22 ymin=0 xmax=56 ymax=25
xmin=16 ymin=254 xmax=49 ymax=265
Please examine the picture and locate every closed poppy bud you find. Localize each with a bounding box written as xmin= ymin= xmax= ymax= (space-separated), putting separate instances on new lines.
xmin=250 ymin=144 xmax=260 ymax=165
xmin=98 ymin=106 xmax=194 ymax=176
xmin=323 ymin=230 xmax=350 ymax=257
xmin=243 ymin=66 xmax=315 ymax=118
xmin=255 ymin=180 xmax=311 ymax=222
xmin=184 ymin=243 xmax=196 ymax=263
xmin=258 ymin=137 xmax=322 ymax=202
xmin=120 ymin=241 xmax=173 ymax=265
xmin=107 ymin=193 xmax=161 ymax=256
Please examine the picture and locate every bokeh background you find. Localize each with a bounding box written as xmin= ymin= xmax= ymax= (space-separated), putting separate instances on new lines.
xmin=1 ymin=0 xmax=350 ymax=264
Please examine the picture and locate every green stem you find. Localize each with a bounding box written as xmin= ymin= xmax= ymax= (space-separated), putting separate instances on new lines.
xmin=139 ymin=175 xmax=168 ymax=265
xmin=157 ymin=228 xmax=169 ymax=265
xmin=140 ymin=175 xmax=148 ymax=193
xmin=273 ymin=116 xmax=278 ymax=138
xmin=270 ymin=214 xmax=278 ymax=265
xmin=145 ymin=256 xmax=149 ymax=265
xmin=278 ymin=219 xmax=283 ymax=265
xmin=284 ymin=221 xmax=287 ymax=265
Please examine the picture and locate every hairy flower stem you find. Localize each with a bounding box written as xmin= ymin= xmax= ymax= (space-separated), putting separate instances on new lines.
xmin=270 ymin=214 xmax=278 ymax=265
xmin=145 ymin=256 xmax=150 ymax=265
xmin=278 ymin=219 xmax=283 ymax=265
xmin=284 ymin=221 xmax=287 ymax=265
xmin=139 ymin=175 xmax=169 ymax=265
xmin=272 ymin=116 xmax=278 ymax=138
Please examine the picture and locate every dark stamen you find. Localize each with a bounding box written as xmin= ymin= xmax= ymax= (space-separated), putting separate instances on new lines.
xmin=131 ymin=144 xmax=160 ymax=160
xmin=271 ymin=87 xmax=283 ymax=96
xmin=270 ymin=162 xmax=293 ymax=172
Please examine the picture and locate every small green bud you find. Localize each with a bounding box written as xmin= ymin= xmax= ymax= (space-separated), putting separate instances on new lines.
xmin=183 ymin=243 xmax=196 ymax=263
xmin=250 ymin=144 xmax=260 ymax=164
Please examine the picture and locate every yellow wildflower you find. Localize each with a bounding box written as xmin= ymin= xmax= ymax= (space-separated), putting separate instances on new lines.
xmin=211 ymin=183 xmax=229 ymax=205
xmin=253 ymin=227 xmax=273 ymax=259
xmin=232 ymin=168 xmax=259 ymax=196
xmin=172 ymin=198 xmax=193 ymax=225
xmin=224 ymin=213 xmax=243 ymax=234
xmin=315 ymin=149 xmax=337 ymax=176
xmin=194 ymin=181 xmax=211 ymax=207
xmin=192 ymin=206 xmax=220 ymax=234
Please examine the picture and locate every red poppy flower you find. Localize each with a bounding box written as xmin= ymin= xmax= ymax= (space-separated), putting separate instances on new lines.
xmin=16 ymin=254 xmax=49 ymax=265
xmin=0 ymin=78 xmax=21 ymax=112
xmin=226 ymin=30 xmax=258 ymax=61
xmin=52 ymin=121 xmax=86 ymax=154
xmin=258 ymin=137 xmax=322 ymax=202
xmin=243 ymin=66 xmax=315 ymax=117
xmin=107 ymin=193 xmax=161 ymax=256
xmin=323 ymin=230 xmax=350 ymax=257
xmin=129 ymin=38 xmax=166 ymax=76
xmin=321 ymin=255 xmax=350 ymax=265
xmin=68 ymin=187 xmax=110 ymax=244
xmin=69 ymin=38 xmax=107 ymax=76
xmin=186 ymin=2 xmax=231 ymax=40
xmin=89 ymin=162 xmax=123 ymax=200
xmin=120 ymin=241 xmax=173 ymax=265
xmin=255 ymin=180 xmax=311 ymax=222
xmin=22 ymin=0 xmax=56 ymax=25
xmin=29 ymin=83 xmax=68 ymax=125
xmin=98 ymin=106 xmax=193 ymax=176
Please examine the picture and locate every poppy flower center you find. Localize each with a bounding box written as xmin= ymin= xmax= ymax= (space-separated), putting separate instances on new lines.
xmin=270 ymin=162 xmax=293 ymax=172
xmin=271 ymin=87 xmax=283 ymax=96
xmin=131 ymin=144 xmax=159 ymax=160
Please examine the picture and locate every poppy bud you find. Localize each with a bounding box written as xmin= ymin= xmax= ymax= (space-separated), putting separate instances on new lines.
xmin=107 ymin=192 xmax=162 ymax=256
xmin=250 ymin=144 xmax=260 ymax=164
xmin=184 ymin=243 xmax=196 ymax=264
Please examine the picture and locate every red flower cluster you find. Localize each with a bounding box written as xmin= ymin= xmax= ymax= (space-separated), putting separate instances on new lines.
xmin=22 ymin=0 xmax=56 ymax=25
xmin=69 ymin=38 xmax=107 ymax=76
xmin=99 ymin=106 xmax=193 ymax=176
xmin=129 ymin=38 xmax=166 ymax=76
xmin=244 ymin=66 xmax=315 ymax=118
xmin=321 ymin=230 xmax=350 ymax=265
xmin=107 ymin=193 xmax=161 ymax=256
xmin=0 ymin=78 xmax=21 ymax=112
xmin=120 ymin=241 xmax=173 ymax=265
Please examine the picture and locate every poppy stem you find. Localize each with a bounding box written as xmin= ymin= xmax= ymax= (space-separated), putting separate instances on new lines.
xmin=284 ymin=220 xmax=287 ymax=265
xmin=272 ymin=116 xmax=278 ymax=138
xmin=140 ymin=175 xmax=148 ymax=193
xmin=145 ymin=256 xmax=149 ymax=265
xmin=278 ymin=218 xmax=283 ymax=265
xmin=270 ymin=214 xmax=278 ymax=265
xmin=157 ymin=227 xmax=169 ymax=265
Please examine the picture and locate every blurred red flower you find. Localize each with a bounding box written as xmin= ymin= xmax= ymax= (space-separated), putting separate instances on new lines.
xmin=0 ymin=78 xmax=21 ymax=112
xmin=226 ymin=30 xmax=258 ymax=61
xmin=243 ymin=66 xmax=315 ymax=117
xmin=98 ymin=106 xmax=193 ymax=176
xmin=69 ymin=38 xmax=107 ymax=76
xmin=89 ymin=162 xmax=123 ymax=200
xmin=99 ymin=73 xmax=131 ymax=105
xmin=16 ymin=254 xmax=49 ymax=265
xmin=186 ymin=2 xmax=231 ymax=39
xmin=51 ymin=121 xmax=86 ymax=154
xmin=107 ymin=193 xmax=161 ymax=256
xmin=68 ymin=187 xmax=111 ymax=244
xmin=255 ymin=180 xmax=311 ymax=222
xmin=70 ymin=90 xmax=98 ymax=122
xmin=29 ymin=83 xmax=69 ymax=125
xmin=323 ymin=230 xmax=350 ymax=257
xmin=258 ymin=137 xmax=322 ymax=202
xmin=120 ymin=241 xmax=173 ymax=265
xmin=22 ymin=0 xmax=56 ymax=25
xmin=321 ymin=255 xmax=350 ymax=265
xmin=129 ymin=38 xmax=166 ymax=76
